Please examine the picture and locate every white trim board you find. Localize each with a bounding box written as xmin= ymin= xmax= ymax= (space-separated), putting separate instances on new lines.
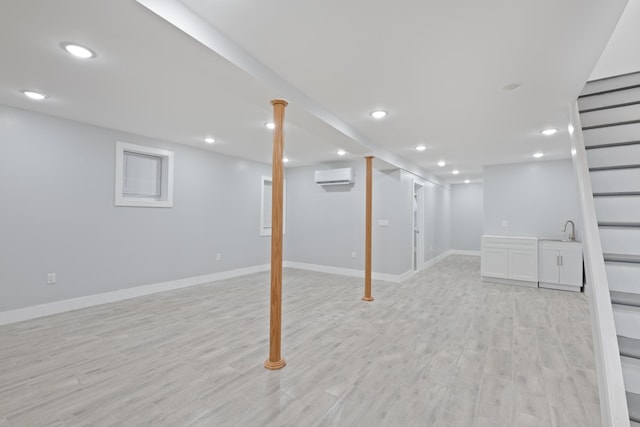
xmin=418 ymin=250 xmax=453 ymax=272
xmin=0 ymin=253 xmax=458 ymax=326
xmin=449 ymin=250 xmax=481 ymax=256
xmin=283 ymin=261 xmax=405 ymax=283
xmin=285 ymin=251 xmax=454 ymax=283
xmin=0 ymin=264 xmax=270 ymax=326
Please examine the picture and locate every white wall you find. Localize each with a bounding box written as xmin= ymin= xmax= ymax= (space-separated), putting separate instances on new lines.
xmin=0 ymin=105 xmax=455 ymax=312
xmin=420 ymin=177 xmax=451 ymax=262
xmin=483 ymin=160 xmax=582 ymax=241
xmin=451 ymin=183 xmax=484 ymax=251
xmin=283 ymin=162 xmax=364 ymax=271
xmin=0 ymin=105 xmax=272 ymax=311
xmin=284 ymin=163 xmax=451 ymax=276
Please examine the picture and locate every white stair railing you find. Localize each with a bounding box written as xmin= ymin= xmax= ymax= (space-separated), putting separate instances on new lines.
xmin=569 ymin=102 xmax=630 ymax=427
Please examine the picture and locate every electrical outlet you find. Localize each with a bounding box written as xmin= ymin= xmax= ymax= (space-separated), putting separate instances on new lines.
xmin=216 ymin=253 xmax=222 ymax=261
xmin=351 ymin=251 xmax=357 ymax=259
xmin=47 ymin=273 xmax=56 ymax=284
xmin=502 ymin=219 xmax=508 ymax=228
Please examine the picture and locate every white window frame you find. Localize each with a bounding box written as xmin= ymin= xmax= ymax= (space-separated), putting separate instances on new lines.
xmin=260 ymin=176 xmax=286 ymax=236
xmin=115 ymin=141 xmax=174 ymax=208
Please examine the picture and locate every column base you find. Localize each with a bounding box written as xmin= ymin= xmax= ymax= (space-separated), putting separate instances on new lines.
xmin=264 ymin=358 xmax=286 ymax=370
xmin=362 ymin=296 xmax=374 ymax=302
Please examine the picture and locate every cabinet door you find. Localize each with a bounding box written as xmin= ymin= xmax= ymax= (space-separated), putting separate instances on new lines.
xmin=539 ymin=248 xmax=560 ymax=284
xmin=481 ymin=248 xmax=508 ymax=278
xmin=509 ymin=250 xmax=538 ymax=282
xmin=559 ymin=249 xmax=583 ymax=286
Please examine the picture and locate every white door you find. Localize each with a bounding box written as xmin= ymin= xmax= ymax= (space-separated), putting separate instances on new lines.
xmin=509 ymin=250 xmax=538 ymax=282
xmin=559 ymin=249 xmax=583 ymax=286
xmin=413 ymin=182 xmax=424 ymax=271
xmin=481 ymin=248 xmax=509 ymax=278
xmin=539 ymin=248 xmax=560 ymax=284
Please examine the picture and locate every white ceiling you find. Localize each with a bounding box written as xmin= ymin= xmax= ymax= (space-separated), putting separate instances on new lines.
xmin=590 ymin=0 xmax=640 ymax=80
xmin=0 ymin=0 xmax=630 ymax=184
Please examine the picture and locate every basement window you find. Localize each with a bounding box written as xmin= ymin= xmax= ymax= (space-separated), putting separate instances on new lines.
xmin=115 ymin=141 xmax=174 ymax=207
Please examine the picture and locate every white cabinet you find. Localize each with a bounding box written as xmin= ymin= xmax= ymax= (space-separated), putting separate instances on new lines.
xmin=538 ymin=241 xmax=583 ymax=292
xmin=481 ymin=236 xmax=538 ymax=287
xmin=482 ymin=248 xmax=508 ymax=278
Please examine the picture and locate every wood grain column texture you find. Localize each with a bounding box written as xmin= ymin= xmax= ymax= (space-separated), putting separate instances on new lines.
xmin=363 ymin=156 xmax=374 ymax=302
xmin=265 ymin=99 xmax=288 ymax=370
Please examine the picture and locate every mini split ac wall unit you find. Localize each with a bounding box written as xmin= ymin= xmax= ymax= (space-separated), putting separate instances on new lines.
xmin=314 ymin=167 xmax=355 ymax=186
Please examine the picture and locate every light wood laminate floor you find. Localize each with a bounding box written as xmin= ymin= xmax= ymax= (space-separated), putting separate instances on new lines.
xmin=0 ymin=255 xmax=599 ymax=426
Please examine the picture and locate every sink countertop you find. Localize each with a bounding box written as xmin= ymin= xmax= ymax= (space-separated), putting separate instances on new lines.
xmin=539 ymin=238 xmax=582 ymax=244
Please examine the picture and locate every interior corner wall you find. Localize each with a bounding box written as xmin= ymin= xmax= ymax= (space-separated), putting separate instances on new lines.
xmin=283 ymin=162 xmax=452 ymax=277
xmin=0 ymin=105 xmax=272 ymax=311
xmin=284 ymin=162 xmax=413 ymax=276
xmin=423 ymin=178 xmax=452 ymax=262
xmin=451 ymin=183 xmax=484 ymax=251
xmin=483 ymin=160 xmax=582 ymax=241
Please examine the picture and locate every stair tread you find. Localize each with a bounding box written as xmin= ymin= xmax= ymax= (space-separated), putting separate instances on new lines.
xmin=583 ymin=119 xmax=640 ymax=131
xmin=604 ymin=253 xmax=640 ymax=264
xmin=581 ymin=82 xmax=640 ymax=97
xmin=619 ymin=336 xmax=640 ymax=359
xmin=585 ymin=140 xmax=640 ymax=150
xmin=580 ymin=99 xmax=640 ymax=113
xmin=612 ymin=291 xmax=640 ymax=308
xmin=581 ymin=83 xmax=640 ymax=97
xmin=599 ymin=222 xmax=640 ymax=228
xmin=629 ymin=391 xmax=640 ymax=423
xmin=581 ymin=71 xmax=640 ymax=96
xmin=590 ymin=165 xmax=640 ymax=172
xmin=594 ymin=192 xmax=640 ymax=197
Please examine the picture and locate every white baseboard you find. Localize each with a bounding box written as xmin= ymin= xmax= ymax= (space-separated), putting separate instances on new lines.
xmin=285 ymin=252 xmax=455 ymax=284
xmin=418 ymin=250 xmax=453 ymax=272
xmin=398 ymin=269 xmax=416 ymax=282
xmin=1 ymin=251 xmax=462 ymax=326
xmin=0 ymin=264 xmax=270 ymax=326
xmin=283 ymin=261 xmax=406 ymax=283
xmin=450 ymin=250 xmax=481 ymax=256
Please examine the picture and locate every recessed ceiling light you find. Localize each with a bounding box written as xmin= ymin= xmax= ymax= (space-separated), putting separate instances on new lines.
xmin=416 ymin=145 xmax=427 ymax=151
xmin=337 ymin=149 xmax=346 ymax=156
xmin=464 ymin=179 xmax=470 ymax=184
xmin=533 ymin=152 xmax=544 ymax=158
xmin=61 ymin=42 xmax=96 ymax=59
xmin=540 ymin=128 xmax=557 ymax=136
xmin=21 ymin=90 xmax=47 ymax=100
xmin=452 ymin=170 xmax=460 ymax=175
xmin=203 ymin=137 xmax=215 ymax=144
xmin=502 ymin=83 xmax=522 ymax=91
xmin=265 ymin=122 xmax=275 ymax=130
xmin=437 ymin=160 xmax=446 ymax=167
xmin=282 ymin=157 xmax=289 ymax=163
xmin=370 ymin=110 xmax=387 ymax=119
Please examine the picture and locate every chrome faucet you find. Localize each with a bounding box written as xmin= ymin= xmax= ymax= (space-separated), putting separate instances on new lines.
xmin=562 ymin=220 xmax=575 ymax=241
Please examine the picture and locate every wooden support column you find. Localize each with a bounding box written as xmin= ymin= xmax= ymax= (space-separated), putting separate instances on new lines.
xmin=362 ymin=156 xmax=374 ymax=302
xmin=265 ymin=99 xmax=288 ymax=370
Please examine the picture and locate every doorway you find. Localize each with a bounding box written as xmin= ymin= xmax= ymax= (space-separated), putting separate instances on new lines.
xmin=413 ymin=181 xmax=424 ymax=271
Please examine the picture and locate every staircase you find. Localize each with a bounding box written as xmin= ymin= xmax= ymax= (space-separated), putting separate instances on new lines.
xmin=578 ymin=71 xmax=640 ymax=427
